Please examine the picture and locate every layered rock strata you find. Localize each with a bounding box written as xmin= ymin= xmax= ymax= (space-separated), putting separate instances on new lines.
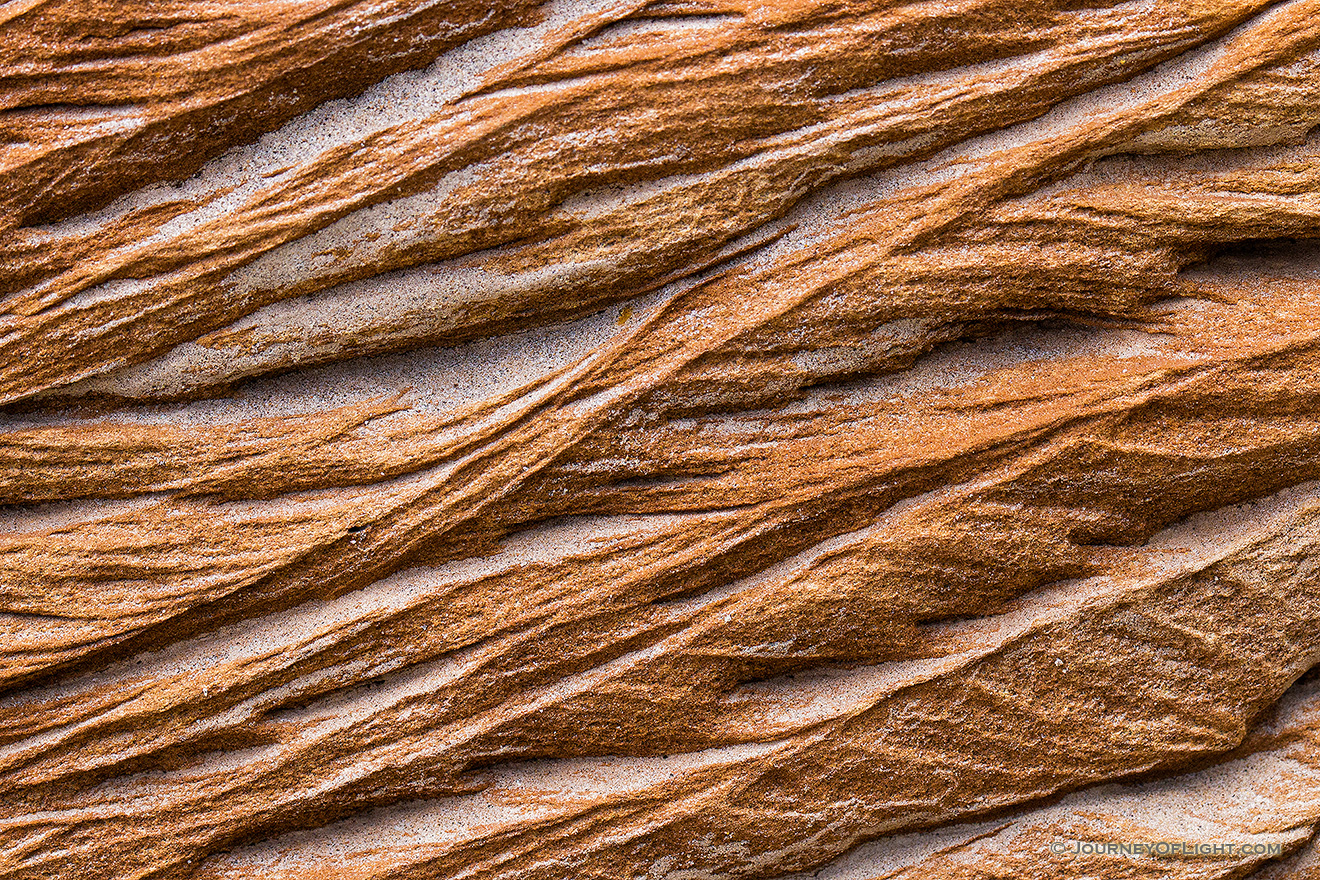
xmin=4 ymin=1 xmax=1320 ymax=878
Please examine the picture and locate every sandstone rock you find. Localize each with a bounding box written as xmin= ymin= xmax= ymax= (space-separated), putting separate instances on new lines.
xmin=3 ymin=1 xmax=1320 ymax=878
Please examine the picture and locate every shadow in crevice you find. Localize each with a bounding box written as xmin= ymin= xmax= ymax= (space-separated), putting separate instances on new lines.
xmin=1180 ymin=236 xmax=1320 ymax=281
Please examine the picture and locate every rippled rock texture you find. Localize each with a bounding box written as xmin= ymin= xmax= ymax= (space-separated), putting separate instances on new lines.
xmin=5 ymin=1 xmax=1320 ymax=878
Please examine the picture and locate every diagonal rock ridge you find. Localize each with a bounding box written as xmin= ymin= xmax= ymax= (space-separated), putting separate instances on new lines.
xmin=4 ymin=1 xmax=1320 ymax=878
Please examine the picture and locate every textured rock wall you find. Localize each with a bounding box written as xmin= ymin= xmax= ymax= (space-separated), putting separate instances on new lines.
xmin=4 ymin=1 xmax=1320 ymax=878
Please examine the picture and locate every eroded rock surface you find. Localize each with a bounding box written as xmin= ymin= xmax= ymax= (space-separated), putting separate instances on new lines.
xmin=4 ymin=1 xmax=1320 ymax=878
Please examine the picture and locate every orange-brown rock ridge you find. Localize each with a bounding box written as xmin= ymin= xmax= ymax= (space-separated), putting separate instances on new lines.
xmin=4 ymin=1 xmax=1320 ymax=878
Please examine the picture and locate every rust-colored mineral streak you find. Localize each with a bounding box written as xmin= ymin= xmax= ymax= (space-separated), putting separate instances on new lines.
xmin=5 ymin=1 xmax=1320 ymax=878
